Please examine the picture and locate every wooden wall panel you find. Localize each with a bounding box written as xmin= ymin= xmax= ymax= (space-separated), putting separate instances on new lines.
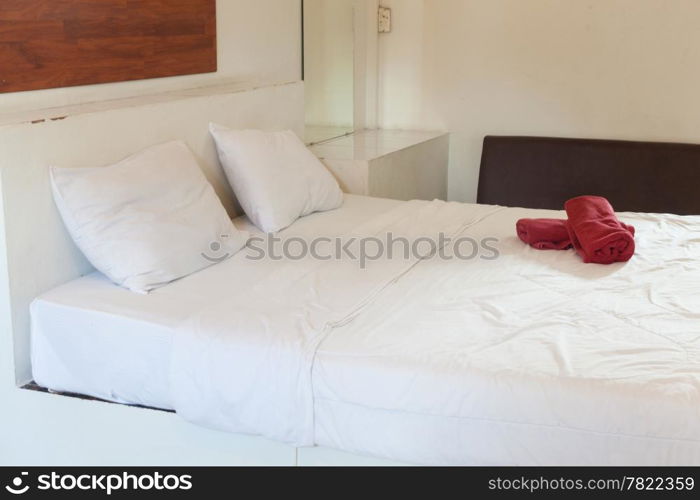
xmin=0 ymin=0 xmax=217 ymax=93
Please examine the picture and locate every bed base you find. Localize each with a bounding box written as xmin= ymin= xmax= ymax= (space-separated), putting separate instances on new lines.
xmin=3 ymin=383 xmax=401 ymax=466
xmin=22 ymin=382 xmax=174 ymax=414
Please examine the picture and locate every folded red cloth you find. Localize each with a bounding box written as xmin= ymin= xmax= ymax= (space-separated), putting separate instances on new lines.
xmin=565 ymin=195 xmax=635 ymax=264
xmin=517 ymin=218 xmax=573 ymax=250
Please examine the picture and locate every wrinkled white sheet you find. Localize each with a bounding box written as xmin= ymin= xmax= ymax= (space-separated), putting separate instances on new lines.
xmin=169 ymin=200 xmax=502 ymax=445
xmin=313 ymin=208 xmax=700 ymax=464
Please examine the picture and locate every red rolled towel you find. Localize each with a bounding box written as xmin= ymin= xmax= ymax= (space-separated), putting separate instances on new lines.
xmin=517 ymin=218 xmax=573 ymax=250
xmin=565 ymin=195 xmax=636 ymax=264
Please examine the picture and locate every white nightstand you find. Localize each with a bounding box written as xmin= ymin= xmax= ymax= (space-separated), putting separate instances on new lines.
xmin=309 ymin=129 xmax=449 ymax=201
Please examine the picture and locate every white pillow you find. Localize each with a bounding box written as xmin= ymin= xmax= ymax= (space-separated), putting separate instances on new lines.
xmin=209 ymin=123 xmax=343 ymax=233
xmin=50 ymin=141 xmax=249 ymax=294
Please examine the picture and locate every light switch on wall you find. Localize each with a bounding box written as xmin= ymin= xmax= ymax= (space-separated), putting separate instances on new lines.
xmin=378 ymin=7 xmax=391 ymax=33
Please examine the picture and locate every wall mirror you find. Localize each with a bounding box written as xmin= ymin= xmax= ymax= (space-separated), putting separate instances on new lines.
xmin=303 ymin=0 xmax=356 ymax=144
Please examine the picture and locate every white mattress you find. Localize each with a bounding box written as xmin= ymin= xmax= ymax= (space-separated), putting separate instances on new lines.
xmin=31 ymin=194 xmax=402 ymax=409
xmin=312 ymin=207 xmax=700 ymax=465
xmin=31 ymin=194 xmax=700 ymax=465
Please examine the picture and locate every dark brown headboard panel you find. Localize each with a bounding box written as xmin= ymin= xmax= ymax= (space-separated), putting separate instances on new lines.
xmin=477 ymin=136 xmax=700 ymax=215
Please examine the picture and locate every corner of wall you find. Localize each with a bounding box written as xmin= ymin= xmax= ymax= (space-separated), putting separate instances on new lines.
xmin=0 ymin=168 xmax=19 ymax=389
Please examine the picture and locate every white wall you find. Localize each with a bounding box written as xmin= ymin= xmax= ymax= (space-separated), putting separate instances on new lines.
xmin=377 ymin=0 xmax=700 ymax=202
xmin=0 ymin=0 xmax=302 ymax=114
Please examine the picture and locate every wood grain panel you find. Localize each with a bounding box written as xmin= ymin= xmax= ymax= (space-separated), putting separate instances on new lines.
xmin=0 ymin=0 xmax=216 ymax=93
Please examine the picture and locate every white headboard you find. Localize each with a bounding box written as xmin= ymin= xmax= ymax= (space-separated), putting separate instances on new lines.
xmin=0 ymin=81 xmax=305 ymax=384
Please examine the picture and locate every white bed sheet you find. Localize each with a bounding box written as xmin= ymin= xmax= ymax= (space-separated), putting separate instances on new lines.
xmin=167 ymin=199 xmax=503 ymax=446
xmin=313 ymin=207 xmax=700 ymax=465
xmin=30 ymin=194 xmax=402 ymax=409
xmin=31 ymin=195 xmax=700 ymax=465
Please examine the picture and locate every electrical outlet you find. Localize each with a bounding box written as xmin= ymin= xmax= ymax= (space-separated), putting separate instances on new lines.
xmin=378 ymin=7 xmax=391 ymax=33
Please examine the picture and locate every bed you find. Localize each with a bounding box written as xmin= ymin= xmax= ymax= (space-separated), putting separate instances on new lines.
xmin=31 ymin=194 xmax=400 ymax=410
xmin=30 ymin=133 xmax=700 ymax=466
